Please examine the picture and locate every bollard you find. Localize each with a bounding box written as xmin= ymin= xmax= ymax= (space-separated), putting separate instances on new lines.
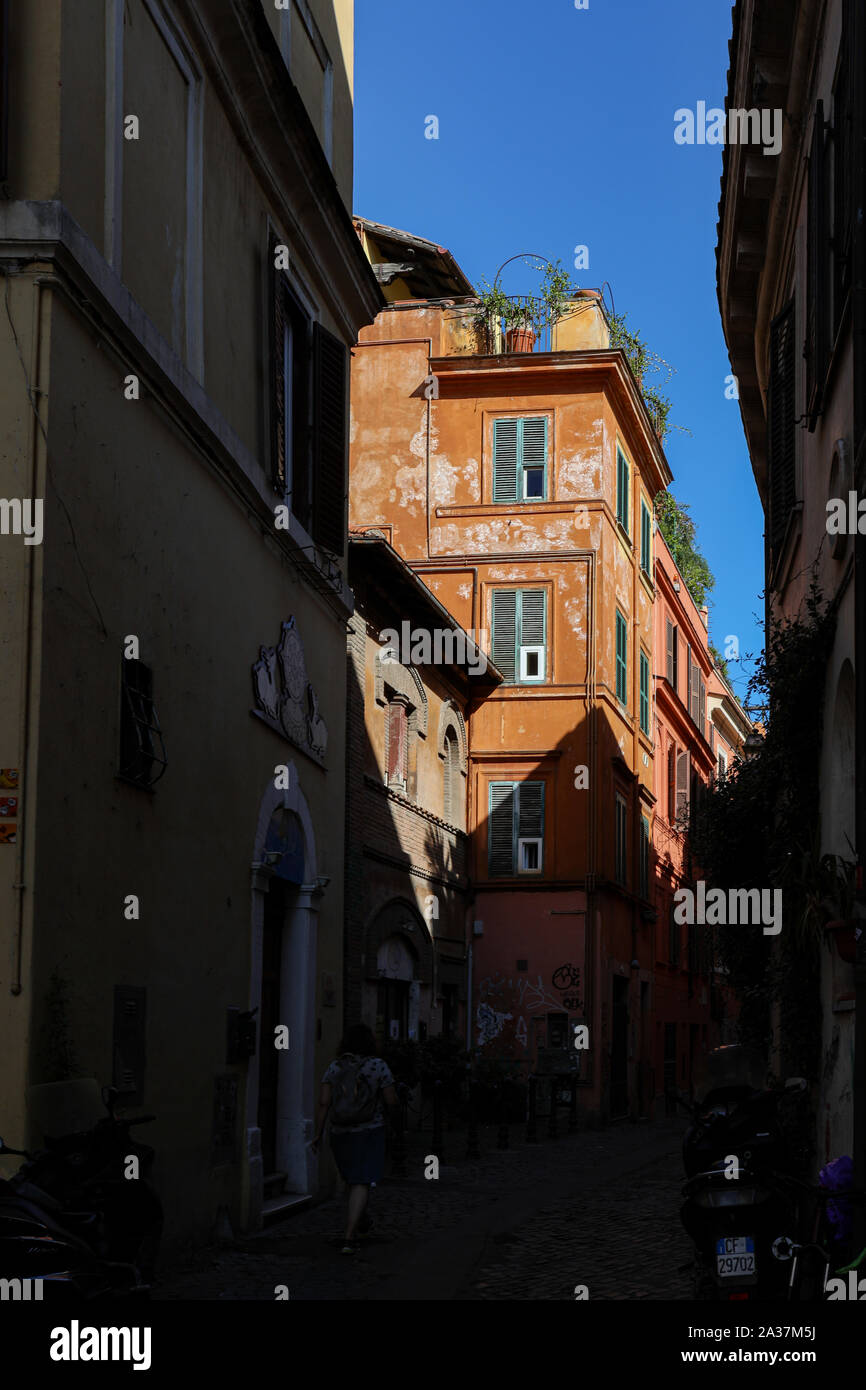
xmin=466 ymin=1083 xmax=480 ymax=1160
xmin=497 ymin=1079 xmax=509 ymax=1150
xmin=526 ymin=1074 xmax=538 ymax=1143
xmin=548 ymin=1077 xmax=559 ymax=1139
xmin=432 ymin=1080 xmax=445 ymax=1165
xmin=391 ymin=1091 xmax=408 ymax=1178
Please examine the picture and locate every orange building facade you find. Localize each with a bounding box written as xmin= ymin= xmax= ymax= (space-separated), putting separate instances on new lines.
xmin=348 ymin=219 xmax=739 ymax=1119
xmin=651 ymin=530 xmax=729 ymax=1109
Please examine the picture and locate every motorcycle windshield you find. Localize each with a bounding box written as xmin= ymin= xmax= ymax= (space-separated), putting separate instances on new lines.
xmin=692 ymin=1045 xmax=767 ymax=1100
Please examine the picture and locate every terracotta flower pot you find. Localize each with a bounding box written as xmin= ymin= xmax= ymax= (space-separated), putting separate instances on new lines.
xmin=825 ymin=919 xmax=858 ymax=964
xmin=505 ymin=326 xmax=535 ymax=353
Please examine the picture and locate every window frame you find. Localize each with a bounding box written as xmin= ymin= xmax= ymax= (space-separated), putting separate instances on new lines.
xmin=119 ymin=659 xmax=167 ymax=790
xmin=488 ymin=779 xmax=546 ymax=878
xmin=492 ymin=415 xmax=549 ymax=504
xmin=491 ymin=587 xmax=548 ymax=685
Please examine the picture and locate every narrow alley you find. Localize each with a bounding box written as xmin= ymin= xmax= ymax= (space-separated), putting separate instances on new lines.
xmin=156 ymin=1120 xmax=691 ymax=1301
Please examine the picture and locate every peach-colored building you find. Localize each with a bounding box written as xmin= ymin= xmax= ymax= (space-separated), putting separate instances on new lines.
xmin=349 ymin=220 xmax=692 ymax=1120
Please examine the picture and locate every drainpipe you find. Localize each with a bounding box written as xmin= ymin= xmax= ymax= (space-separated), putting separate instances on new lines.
xmin=8 ymin=271 xmax=46 ymax=997
xmin=466 ymin=939 xmax=473 ymax=1053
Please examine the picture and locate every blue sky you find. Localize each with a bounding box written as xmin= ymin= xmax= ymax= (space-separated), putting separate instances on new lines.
xmin=354 ymin=0 xmax=765 ymax=705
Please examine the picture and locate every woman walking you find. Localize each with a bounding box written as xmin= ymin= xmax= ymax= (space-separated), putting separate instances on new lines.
xmin=312 ymin=1024 xmax=398 ymax=1254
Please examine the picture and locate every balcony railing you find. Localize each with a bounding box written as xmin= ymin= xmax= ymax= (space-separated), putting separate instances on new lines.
xmin=448 ymin=293 xmax=606 ymax=358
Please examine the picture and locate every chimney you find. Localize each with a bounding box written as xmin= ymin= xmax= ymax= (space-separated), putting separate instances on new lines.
xmin=700 ymin=605 xmax=709 ymax=629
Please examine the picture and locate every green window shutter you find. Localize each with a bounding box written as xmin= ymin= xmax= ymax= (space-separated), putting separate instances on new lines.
xmin=517 ymin=781 xmax=544 ymax=841
xmin=640 ymin=815 xmax=649 ymax=897
xmin=488 ymin=782 xmax=516 ymax=876
xmin=493 ymin=419 xmax=519 ymax=502
xmin=519 ymin=589 xmax=546 ymax=647
xmin=640 ymin=650 xmax=650 ymax=734
xmin=615 ymin=611 xmax=628 ymax=704
xmin=491 ymin=589 xmax=517 ymax=681
xmin=666 ymin=619 xmax=677 ymax=690
xmin=521 ymin=417 xmax=547 ymax=465
xmin=641 ymin=501 xmax=651 ymax=572
xmin=617 ymin=447 xmax=630 ymax=531
xmin=521 ymin=417 xmax=547 ymax=498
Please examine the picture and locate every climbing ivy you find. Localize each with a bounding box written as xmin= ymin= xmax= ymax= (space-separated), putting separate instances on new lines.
xmin=654 ymin=490 xmax=715 ymax=609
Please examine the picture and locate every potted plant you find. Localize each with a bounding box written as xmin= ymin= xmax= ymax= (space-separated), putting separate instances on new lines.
xmin=822 ymin=856 xmax=859 ymax=963
xmin=473 ymin=258 xmax=581 ymax=355
xmin=784 ymin=835 xmax=858 ymax=960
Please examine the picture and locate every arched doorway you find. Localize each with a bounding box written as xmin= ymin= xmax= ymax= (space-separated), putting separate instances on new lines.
xmin=363 ymin=899 xmax=433 ymax=1044
xmin=246 ymin=769 xmax=318 ymax=1228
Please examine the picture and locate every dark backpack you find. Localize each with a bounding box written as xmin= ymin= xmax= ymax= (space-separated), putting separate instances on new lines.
xmin=331 ymin=1057 xmax=379 ymax=1127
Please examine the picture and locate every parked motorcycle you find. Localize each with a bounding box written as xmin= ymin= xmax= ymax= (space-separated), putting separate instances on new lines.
xmin=677 ymin=1046 xmax=816 ymax=1300
xmin=0 ymin=1085 xmax=162 ymax=1300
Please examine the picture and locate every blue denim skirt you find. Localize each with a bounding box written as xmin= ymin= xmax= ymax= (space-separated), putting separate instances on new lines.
xmin=330 ymin=1125 xmax=386 ymax=1184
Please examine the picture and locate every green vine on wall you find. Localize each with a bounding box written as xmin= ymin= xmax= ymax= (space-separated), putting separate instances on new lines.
xmin=655 ymin=490 xmax=715 ymax=608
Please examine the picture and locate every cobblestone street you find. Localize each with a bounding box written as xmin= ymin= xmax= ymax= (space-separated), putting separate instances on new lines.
xmin=156 ymin=1118 xmax=693 ymax=1301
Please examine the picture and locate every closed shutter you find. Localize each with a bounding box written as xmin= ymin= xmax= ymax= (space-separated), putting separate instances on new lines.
xmin=676 ymin=750 xmax=689 ymax=817
xmin=489 ymin=782 xmax=516 ymax=876
xmin=493 ymin=419 xmax=519 ymax=502
xmin=616 ymin=448 xmax=629 ymax=529
xmin=688 ymin=646 xmax=700 ymax=723
xmin=698 ymin=680 xmax=706 ymax=738
xmin=491 ymin=589 xmax=517 ymax=681
xmin=833 ymin=10 xmax=852 ymax=337
xmin=443 ymin=734 xmax=461 ymax=824
xmin=520 ymin=589 xmax=546 ymax=647
xmin=0 ymin=0 xmax=7 ymax=183
xmin=666 ymin=619 xmax=676 ymax=688
xmin=640 ymin=650 xmax=650 ymax=733
xmin=386 ymin=702 xmax=407 ymax=784
xmin=768 ymin=301 xmax=796 ymax=554
xmin=616 ymin=611 xmax=628 ymax=703
xmin=521 ymin=417 xmax=547 ymax=490
xmin=312 ymin=322 xmax=348 ymax=555
xmin=667 ymin=744 xmax=676 ymax=820
xmin=518 ymin=781 xmax=544 ymax=841
xmin=806 ymin=101 xmax=829 ymax=428
xmin=270 ymin=238 xmax=287 ymax=492
xmin=443 ymin=734 xmax=453 ymax=822
xmin=641 ymin=502 xmax=651 ymax=571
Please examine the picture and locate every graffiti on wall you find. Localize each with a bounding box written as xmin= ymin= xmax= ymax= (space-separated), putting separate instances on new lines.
xmin=477 ymin=970 xmax=574 ymax=1050
xmin=476 ymin=1001 xmax=513 ymax=1047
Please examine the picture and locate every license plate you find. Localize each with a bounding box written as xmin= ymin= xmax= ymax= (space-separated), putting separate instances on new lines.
xmin=715 ymin=1235 xmax=756 ymax=1277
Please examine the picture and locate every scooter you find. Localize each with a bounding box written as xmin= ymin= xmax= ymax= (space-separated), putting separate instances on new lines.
xmin=676 ymin=1046 xmax=813 ymax=1300
xmin=0 ymin=1086 xmax=162 ymax=1300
